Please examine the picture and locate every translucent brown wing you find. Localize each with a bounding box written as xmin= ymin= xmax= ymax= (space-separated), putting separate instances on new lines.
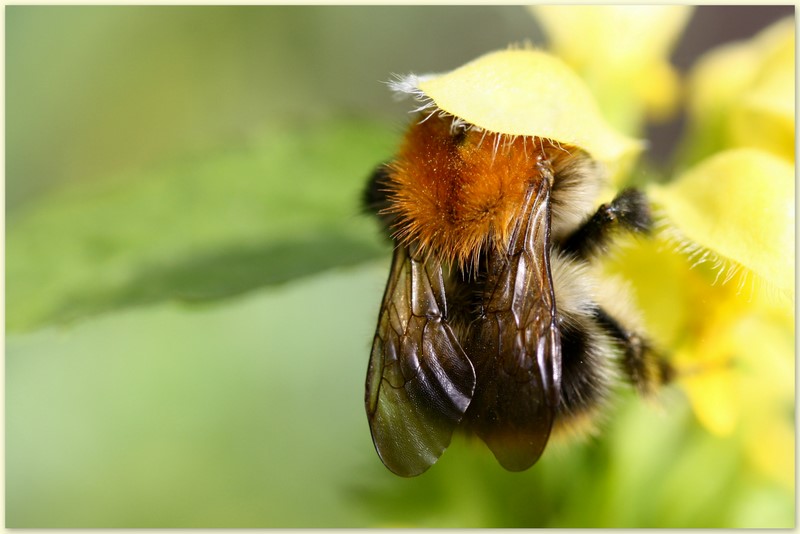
xmin=366 ymin=245 xmax=476 ymax=477
xmin=465 ymin=169 xmax=561 ymax=472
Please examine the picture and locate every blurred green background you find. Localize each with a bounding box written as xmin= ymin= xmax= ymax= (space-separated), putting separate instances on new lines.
xmin=6 ymin=6 xmax=794 ymax=527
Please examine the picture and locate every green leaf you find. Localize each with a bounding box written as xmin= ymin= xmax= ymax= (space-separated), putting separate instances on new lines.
xmin=6 ymin=261 xmax=389 ymax=527
xmin=7 ymin=119 xmax=396 ymax=332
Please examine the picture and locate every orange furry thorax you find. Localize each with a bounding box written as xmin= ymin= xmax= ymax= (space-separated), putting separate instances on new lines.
xmin=383 ymin=115 xmax=575 ymax=270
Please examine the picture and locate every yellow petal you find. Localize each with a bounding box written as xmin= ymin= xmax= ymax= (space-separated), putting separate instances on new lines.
xmin=685 ymin=17 xmax=795 ymax=163
xmin=633 ymin=61 xmax=682 ymax=123
xmin=650 ymin=148 xmax=795 ymax=297
xmin=689 ymin=17 xmax=794 ymax=119
xmin=671 ymin=287 xmax=744 ymax=436
xmin=674 ymin=280 xmax=794 ymax=441
xmin=530 ymin=5 xmax=693 ymax=74
xmin=601 ymin=237 xmax=692 ymax=349
xmin=688 ymin=44 xmax=761 ymax=125
xmin=531 ymin=5 xmax=693 ymax=129
xmin=679 ymin=348 xmax=739 ymax=436
xmin=729 ymin=23 xmax=795 ymax=161
xmin=393 ymin=48 xmax=642 ymax=168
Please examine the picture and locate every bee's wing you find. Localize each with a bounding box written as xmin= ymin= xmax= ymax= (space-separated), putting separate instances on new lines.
xmin=366 ymin=245 xmax=476 ymax=477
xmin=466 ymin=174 xmax=561 ymax=472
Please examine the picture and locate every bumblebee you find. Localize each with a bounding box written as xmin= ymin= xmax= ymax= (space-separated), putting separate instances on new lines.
xmin=363 ymin=110 xmax=672 ymax=477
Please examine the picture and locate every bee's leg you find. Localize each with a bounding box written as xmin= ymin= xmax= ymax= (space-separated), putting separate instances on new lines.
xmin=593 ymin=307 xmax=674 ymax=395
xmin=561 ymin=188 xmax=652 ymax=259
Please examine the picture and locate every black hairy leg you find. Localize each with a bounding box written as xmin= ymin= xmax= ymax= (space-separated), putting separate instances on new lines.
xmin=560 ymin=188 xmax=652 ymax=259
xmin=593 ymin=307 xmax=674 ymax=395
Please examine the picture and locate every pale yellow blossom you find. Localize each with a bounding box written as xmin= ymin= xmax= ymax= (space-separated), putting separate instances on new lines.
xmin=684 ymin=17 xmax=795 ymax=164
xmin=530 ymin=5 xmax=693 ymax=132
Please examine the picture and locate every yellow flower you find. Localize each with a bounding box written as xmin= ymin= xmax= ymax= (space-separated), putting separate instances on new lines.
xmin=599 ymin=16 xmax=795 ymax=491
xmin=530 ymin=5 xmax=694 ymax=133
xmin=524 ymin=7 xmax=794 ymax=491
xmin=682 ymin=17 xmax=795 ymax=164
